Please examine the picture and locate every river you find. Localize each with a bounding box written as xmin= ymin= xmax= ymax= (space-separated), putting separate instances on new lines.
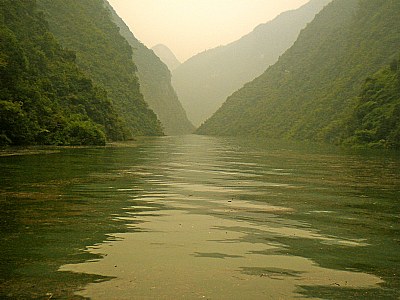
xmin=0 ymin=135 xmax=399 ymax=299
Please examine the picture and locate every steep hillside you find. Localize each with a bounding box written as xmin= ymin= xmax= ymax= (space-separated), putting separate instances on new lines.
xmin=342 ymin=57 xmax=400 ymax=149
xmin=197 ymin=0 xmax=400 ymax=149
xmin=0 ymin=0 xmax=125 ymax=146
xmin=152 ymin=44 xmax=181 ymax=71
xmin=172 ymin=0 xmax=331 ymax=126
xmin=105 ymin=4 xmax=194 ymax=135
xmin=37 ymin=0 xmax=163 ymax=137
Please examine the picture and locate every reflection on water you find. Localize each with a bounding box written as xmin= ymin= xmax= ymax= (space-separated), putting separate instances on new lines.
xmin=1 ymin=135 xmax=399 ymax=299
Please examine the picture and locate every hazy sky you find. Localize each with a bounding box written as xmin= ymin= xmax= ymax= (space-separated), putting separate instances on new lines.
xmin=108 ymin=0 xmax=309 ymax=62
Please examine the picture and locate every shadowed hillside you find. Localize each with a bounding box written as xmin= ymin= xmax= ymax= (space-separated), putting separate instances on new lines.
xmin=106 ymin=3 xmax=194 ymax=135
xmin=38 ymin=0 xmax=163 ymax=137
xmin=0 ymin=0 xmax=125 ymax=145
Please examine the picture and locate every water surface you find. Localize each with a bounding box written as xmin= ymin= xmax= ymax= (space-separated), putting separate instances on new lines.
xmin=1 ymin=135 xmax=399 ymax=299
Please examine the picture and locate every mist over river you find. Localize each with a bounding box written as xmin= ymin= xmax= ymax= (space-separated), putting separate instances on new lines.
xmin=1 ymin=135 xmax=399 ymax=299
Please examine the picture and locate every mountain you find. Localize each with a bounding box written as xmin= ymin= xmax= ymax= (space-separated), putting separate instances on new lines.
xmin=152 ymin=44 xmax=181 ymax=71
xmin=197 ymin=0 xmax=400 ymax=149
xmin=0 ymin=0 xmax=125 ymax=146
xmin=37 ymin=0 xmax=163 ymax=137
xmin=342 ymin=57 xmax=400 ymax=149
xmin=172 ymin=0 xmax=332 ymax=126
xmin=105 ymin=4 xmax=194 ymax=135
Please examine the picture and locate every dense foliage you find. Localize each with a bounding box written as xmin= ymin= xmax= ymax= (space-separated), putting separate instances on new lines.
xmin=341 ymin=57 xmax=400 ymax=149
xmin=0 ymin=0 xmax=125 ymax=146
xmin=37 ymin=0 xmax=163 ymax=137
xmin=172 ymin=0 xmax=331 ymax=126
xmin=197 ymin=0 xmax=400 ymax=150
xmin=106 ymin=2 xmax=194 ymax=135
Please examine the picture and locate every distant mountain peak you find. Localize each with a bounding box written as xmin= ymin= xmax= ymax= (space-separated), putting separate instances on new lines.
xmin=106 ymin=7 xmax=194 ymax=135
xmin=172 ymin=0 xmax=331 ymax=126
xmin=196 ymin=0 xmax=400 ymax=147
xmin=152 ymin=44 xmax=181 ymax=71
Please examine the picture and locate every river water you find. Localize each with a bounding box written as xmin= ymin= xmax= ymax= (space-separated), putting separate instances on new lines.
xmin=0 ymin=135 xmax=399 ymax=299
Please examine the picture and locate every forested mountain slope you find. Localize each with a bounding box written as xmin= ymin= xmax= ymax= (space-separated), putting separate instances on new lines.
xmin=172 ymin=0 xmax=331 ymax=126
xmin=197 ymin=0 xmax=400 ymax=149
xmin=106 ymin=4 xmax=194 ymax=135
xmin=0 ymin=0 xmax=124 ymax=146
xmin=37 ymin=0 xmax=163 ymax=137
xmin=342 ymin=57 xmax=400 ymax=149
xmin=152 ymin=44 xmax=181 ymax=71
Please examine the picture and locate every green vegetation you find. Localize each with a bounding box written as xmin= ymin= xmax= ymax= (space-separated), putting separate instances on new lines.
xmin=106 ymin=3 xmax=194 ymax=135
xmin=341 ymin=57 xmax=400 ymax=149
xmin=172 ymin=0 xmax=331 ymax=126
xmin=197 ymin=0 xmax=400 ymax=150
xmin=37 ymin=0 xmax=163 ymax=137
xmin=0 ymin=0 xmax=124 ymax=146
